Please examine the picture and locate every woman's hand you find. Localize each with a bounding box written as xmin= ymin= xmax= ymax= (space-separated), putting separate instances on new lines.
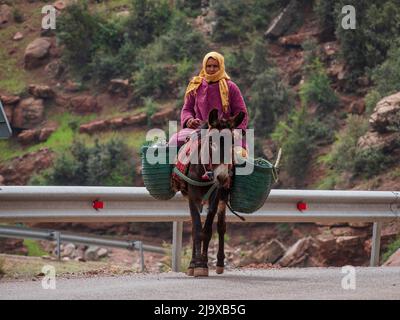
xmin=187 ymin=118 xmax=201 ymax=129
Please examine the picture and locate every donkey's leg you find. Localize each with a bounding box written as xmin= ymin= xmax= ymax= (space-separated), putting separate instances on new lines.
xmin=189 ymin=198 xmax=208 ymax=277
xmin=186 ymin=223 xmax=196 ymax=276
xmin=201 ymin=191 xmax=218 ymax=271
xmin=216 ymin=201 xmax=227 ymax=274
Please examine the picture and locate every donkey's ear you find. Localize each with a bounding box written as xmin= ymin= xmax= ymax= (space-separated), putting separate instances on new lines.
xmin=232 ymin=111 xmax=245 ymax=128
xmin=208 ymin=108 xmax=219 ymax=128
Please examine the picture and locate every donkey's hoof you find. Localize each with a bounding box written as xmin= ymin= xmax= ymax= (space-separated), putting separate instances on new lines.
xmin=186 ymin=268 xmax=194 ymax=276
xmin=216 ymin=266 xmax=224 ymax=274
xmin=194 ymin=267 xmax=209 ymax=277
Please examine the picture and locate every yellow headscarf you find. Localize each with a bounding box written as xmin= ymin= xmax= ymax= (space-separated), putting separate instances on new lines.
xmin=184 ymin=51 xmax=230 ymax=112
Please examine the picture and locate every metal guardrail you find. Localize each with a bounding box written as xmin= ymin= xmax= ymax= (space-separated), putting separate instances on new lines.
xmin=0 ymin=186 xmax=399 ymax=271
xmin=0 ymin=225 xmax=166 ymax=272
xmin=0 ymin=100 xmax=12 ymax=139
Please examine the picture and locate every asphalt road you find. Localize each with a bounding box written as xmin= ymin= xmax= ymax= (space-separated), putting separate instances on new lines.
xmin=0 ymin=267 xmax=399 ymax=300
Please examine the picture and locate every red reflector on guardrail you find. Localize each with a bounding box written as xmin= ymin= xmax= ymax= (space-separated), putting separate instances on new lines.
xmin=92 ymin=200 xmax=104 ymax=210
xmin=297 ymin=201 xmax=307 ymax=211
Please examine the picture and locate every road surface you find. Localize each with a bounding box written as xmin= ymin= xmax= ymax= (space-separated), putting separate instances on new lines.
xmin=0 ymin=267 xmax=399 ymax=300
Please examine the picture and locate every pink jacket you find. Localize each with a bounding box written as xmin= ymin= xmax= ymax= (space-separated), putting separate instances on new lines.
xmin=180 ymin=79 xmax=248 ymax=129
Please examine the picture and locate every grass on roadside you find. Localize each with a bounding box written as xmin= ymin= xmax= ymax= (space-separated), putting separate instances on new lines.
xmin=0 ymin=254 xmax=135 ymax=280
xmin=383 ymin=237 xmax=400 ymax=263
xmin=23 ymin=239 xmax=48 ymax=257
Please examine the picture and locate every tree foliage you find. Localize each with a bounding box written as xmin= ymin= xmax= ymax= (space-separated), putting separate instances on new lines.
xmin=31 ymin=139 xmax=135 ymax=186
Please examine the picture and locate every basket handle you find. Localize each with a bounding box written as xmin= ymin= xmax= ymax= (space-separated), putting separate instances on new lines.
xmin=272 ymin=148 xmax=282 ymax=183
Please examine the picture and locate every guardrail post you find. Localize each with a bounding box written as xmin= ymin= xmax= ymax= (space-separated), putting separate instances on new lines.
xmin=172 ymin=221 xmax=183 ymax=272
xmin=370 ymin=221 xmax=382 ymax=267
xmin=138 ymin=241 xmax=145 ymax=273
xmin=52 ymin=231 xmax=61 ymax=261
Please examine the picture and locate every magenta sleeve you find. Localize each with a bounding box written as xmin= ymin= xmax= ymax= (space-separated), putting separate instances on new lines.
xmin=229 ymin=81 xmax=249 ymax=130
xmin=180 ymin=92 xmax=196 ymax=128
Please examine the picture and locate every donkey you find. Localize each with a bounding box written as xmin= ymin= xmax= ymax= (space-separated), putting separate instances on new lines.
xmin=172 ymin=108 xmax=246 ymax=277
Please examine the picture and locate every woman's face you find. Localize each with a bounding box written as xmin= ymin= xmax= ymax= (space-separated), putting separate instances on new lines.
xmin=205 ymin=57 xmax=220 ymax=75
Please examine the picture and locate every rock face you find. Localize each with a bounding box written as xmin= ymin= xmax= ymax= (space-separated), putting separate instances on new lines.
xmin=79 ymin=120 xmax=108 ymax=134
xmin=0 ymin=95 xmax=20 ymax=105
xmin=13 ymin=32 xmax=24 ymax=41
xmin=53 ymin=0 xmax=68 ymax=11
xmin=349 ymin=99 xmax=366 ymax=115
xmin=17 ymin=125 xmax=57 ymax=145
xmin=150 ymin=107 xmax=176 ymax=125
xmin=12 ymin=98 xmax=45 ymax=129
xmin=369 ymin=93 xmax=400 ymax=133
xmin=358 ymin=92 xmax=400 ymax=152
xmin=194 ymin=13 xmax=215 ymax=37
xmin=70 ymin=95 xmax=101 ymax=114
xmin=79 ymin=113 xmax=147 ymax=134
xmin=358 ymin=131 xmax=399 ymax=152
xmin=108 ymin=79 xmax=130 ymax=97
xmin=24 ymin=38 xmax=52 ymax=69
xmin=278 ymin=31 xmax=317 ymax=47
xmin=0 ymin=4 xmax=12 ymax=26
xmin=252 ymin=239 xmax=286 ymax=264
xmin=28 ymin=84 xmax=55 ymax=99
xmin=0 ymin=239 xmax=28 ymax=255
xmin=0 ymin=148 xmax=54 ymax=185
xmin=277 ymin=237 xmax=320 ymax=267
xmin=45 ymin=60 xmax=65 ymax=79
xmin=84 ymin=246 xmax=108 ymax=261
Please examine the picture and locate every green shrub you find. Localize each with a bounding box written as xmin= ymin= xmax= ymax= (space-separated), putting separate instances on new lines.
xmin=144 ymin=97 xmax=158 ymax=126
xmin=175 ymin=58 xmax=196 ymax=85
xmin=32 ymin=139 xmax=135 ymax=186
xmin=57 ymin=3 xmax=130 ymax=79
xmin=224 ymin=46 xmax=254 ymax=90
xmin=317 ymin=1 xmax=400 ymax=83
xmin=305 ymin=118 xmax=335 ymax=145
xmin=23 ymin=239 xmax=48 ymax=257
xmin=249 ymin=67 xmax=291 ymax=136
xmin=211 ymin=0 xmax=288 ymax=43
xmin=383 ymin=237 xmax=400 ymax=263
xmin=130 ymin=10 xmax=206 ymax=100
xmin=272 ymin=107 xmax=315 ymax=187
xmin=90 ymin=40 xmax=137 ymax=83
xmin=132 ymin=62 xmax=171 ymax=99
xmin=175 ymin=0 xmax=202 ymax=18
xmin=211 ymin=0 xmax=252 ymax=43
xmin=249 ymin=37 xmax=272 ymax=74
xmin=159 ymin=12 xmax=207 ymax=62
xmin=365 ymin=90 xmax=382 ymax=115
xmin=126 ymin=0 xmax=172 ymax=47
xmin=367 ymin=44 xmax=400 ymax=105
xmin=353 ymin=148 xmax=389 ymax=178
xmin=57 ymin=2 xmax=111 ymax=70
xmin=300 ymin=59 xmax=339 ymax=112
xmin=302 ymin=38 xmax=320 ymax=68
xmin=323 ymin=115 xmax=369 ymax=173
xmin=159 ymin=242 xmax=192 ymax=272
xmin=313 ymin=0 xmax=336 ymax=39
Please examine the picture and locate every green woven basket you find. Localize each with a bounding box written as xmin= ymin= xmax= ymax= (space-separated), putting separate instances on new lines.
xmin=141 ymin=143 xmax=176 ymax=200
xmin=230 ymin=157 xmax=277 ymax=214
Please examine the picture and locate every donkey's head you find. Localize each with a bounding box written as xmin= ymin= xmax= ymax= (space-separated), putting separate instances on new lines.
xmin=203 ymin=109 xmax=245 ymax=189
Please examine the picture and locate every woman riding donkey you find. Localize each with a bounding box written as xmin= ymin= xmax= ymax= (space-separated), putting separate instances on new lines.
xmin=169 ymin=51 xmax=250 ymax=277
